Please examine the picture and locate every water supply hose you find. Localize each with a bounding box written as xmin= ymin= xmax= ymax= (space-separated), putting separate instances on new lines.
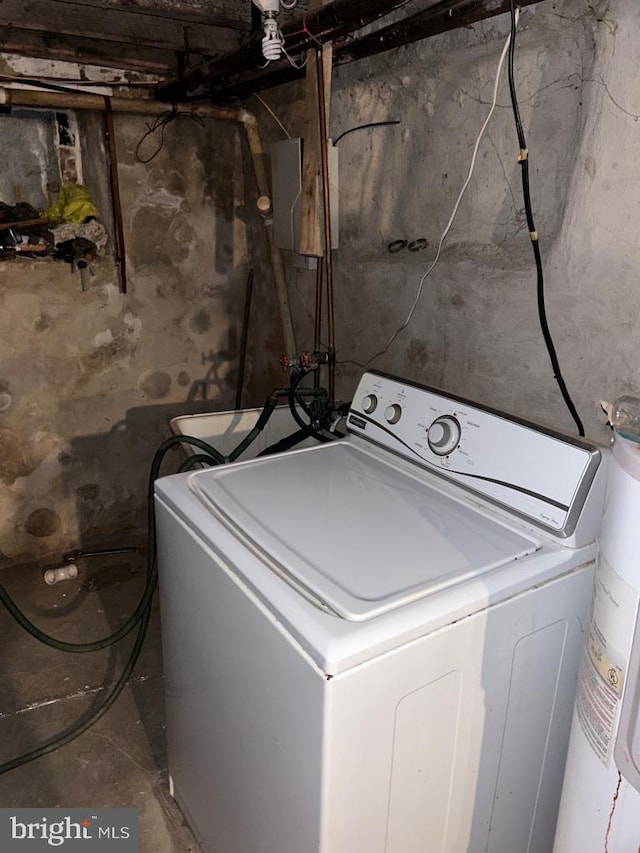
xmin=0 ymin=435 xmax=222 ymax=775
xmin=0 ymin=379 xmax=332 ymax=774
xmin=0 ymin=435 xmax=224 ymax=654
xmin=288 ymin=369 xmax=333 ymax=443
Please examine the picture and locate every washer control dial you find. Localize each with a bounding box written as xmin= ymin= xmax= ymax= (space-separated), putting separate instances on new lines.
xmin=362 ymin=394 xmax=378 ymax=414
xmin=385 ymin=403 xmax=402 ymax=424
xmin=427 ymin=415 xmax=461 ymax=456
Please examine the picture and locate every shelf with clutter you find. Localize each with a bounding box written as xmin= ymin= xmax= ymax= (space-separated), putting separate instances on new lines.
xmin=0 ymin=184 xmax=108 ymax=289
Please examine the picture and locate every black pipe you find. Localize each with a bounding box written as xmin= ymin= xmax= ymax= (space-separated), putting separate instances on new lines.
xmin=156 ymin=0 xmax=412 ymax=102
xmin=336 ymin=0 xmax=544 ymax=66
xmin=235 ymin=268 xmax=254 ymax=410
xmin=313 ymin=256 xmax=323 ymax=391
xmin=203 ymin=0 xmax=545 ymax=102
xmin=288 ymin=371 xmax=332 ymax=444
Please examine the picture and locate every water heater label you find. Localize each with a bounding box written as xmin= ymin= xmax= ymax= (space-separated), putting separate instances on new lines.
xmin=575 ymin=558 xmax=638 ymax=765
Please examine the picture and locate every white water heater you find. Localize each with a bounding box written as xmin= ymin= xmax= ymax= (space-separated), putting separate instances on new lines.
xmin=554 ymin=404 xmax=640 ymax=851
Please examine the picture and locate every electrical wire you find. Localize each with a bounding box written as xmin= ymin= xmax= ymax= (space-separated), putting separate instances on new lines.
xmin=134 ymin=110 xmax=205 ymax=164
xmin=333 ymin=120 xmax=400 ymax=146
xmin=507 ymin=0 xmax=584 ymax=437
xmin=341 ymin=18 xmax=517 ymax=369
xmin=282 ymin=46 xmax=309 ymax=70
xmin=253 ymin=93 xmax=292 ymax=138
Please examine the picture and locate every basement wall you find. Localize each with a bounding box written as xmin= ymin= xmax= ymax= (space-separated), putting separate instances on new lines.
xmin=0 ymin=98 xmax=282 ymax=564
xmin=281 ymin=0 xmax=635 ymax=444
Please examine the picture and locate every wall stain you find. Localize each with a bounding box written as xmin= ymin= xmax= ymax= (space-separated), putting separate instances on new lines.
xmin=156 ymin=280 xmax=177 ymax=299
xmin=408 ymin=339 xmax=432 ymax=373
xmin=58 ymin=450 xmax=73 ymax=467
xmin=81 ymin=337 xmax=134 ymax=373
xmin=77 ymin=483 xmax=100 ymax=501
xmin=33 ymin=314 xmax=53 ymax=332
xmin=76 ymin=483 xmax=103 ymax=529
xmin=178 ymin=371 xmax=190 ymax=387
xmin=190 ymin=309 xmax=211 ymax=334
xmin=25 ymin=508 xmax=61 ymax=538
xmin=139 ymin=370 xmax=172 ymax=400
xmin=0 ymin=428 xmax=36 ymax=485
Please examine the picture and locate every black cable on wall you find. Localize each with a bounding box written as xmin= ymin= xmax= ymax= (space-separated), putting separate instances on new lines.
xmin=507 ymin=0 xmax=585 ymax=437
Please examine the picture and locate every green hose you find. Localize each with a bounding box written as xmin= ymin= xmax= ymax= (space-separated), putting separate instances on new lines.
xmin=0 ymin=596 xmax=152 ymax=775
xmin=0 ymin=388 xmax=320 ymax=774
xmin=0 ymin=434 xmax=221 ymax=775
xmin=0 ymin=435 xmax=222 ymax=654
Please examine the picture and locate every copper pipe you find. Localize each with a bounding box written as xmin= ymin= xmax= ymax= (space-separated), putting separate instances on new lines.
xmin=313 ymin=256 xmax=324 ymax=390
xmin=103 ymin=97 xmax=127 ymax=294
xmin=235 ymin=268 xmax=254 ymax=410
xmin=315 ymin=48 xmax=335 ymax=406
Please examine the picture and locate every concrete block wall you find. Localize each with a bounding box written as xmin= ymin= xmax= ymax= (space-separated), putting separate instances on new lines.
xmin=0 ymin=104 xmax=283 ymax=564
xmin=3 ymin=0 xmax=638 ymax=562
xmin=284 ymin=0 xmax=637 ymax=444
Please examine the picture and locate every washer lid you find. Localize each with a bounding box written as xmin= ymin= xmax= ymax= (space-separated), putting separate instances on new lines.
xmin=190 ymin=442 xmax=539 ymax=621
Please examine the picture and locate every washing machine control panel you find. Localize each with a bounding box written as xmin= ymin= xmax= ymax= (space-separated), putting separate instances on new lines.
xmin=348 ymin=371 xmax=606 ymax=543
xmin=427 ymin=415 xmax=461 ymax=456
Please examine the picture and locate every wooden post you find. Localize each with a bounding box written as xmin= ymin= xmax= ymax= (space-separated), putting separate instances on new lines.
xmin=298 ymin=0 xmax=333 ymax=258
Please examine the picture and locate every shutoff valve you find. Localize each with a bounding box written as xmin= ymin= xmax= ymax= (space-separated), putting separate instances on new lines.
xmin=252 ymin=0 xmax=298 ymax=62
xmin=280 ymin=350 xmax=330 ymax=373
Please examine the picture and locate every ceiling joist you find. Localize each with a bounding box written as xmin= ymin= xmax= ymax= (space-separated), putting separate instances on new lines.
xmin=156 ymin=0 xmax=545 ymax=103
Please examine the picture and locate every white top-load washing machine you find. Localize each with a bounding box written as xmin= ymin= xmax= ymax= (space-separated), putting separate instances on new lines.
xmin=155 ymin=371 xmax=608 ymax=853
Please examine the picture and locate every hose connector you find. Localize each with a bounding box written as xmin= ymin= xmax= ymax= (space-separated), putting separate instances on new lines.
xmin=43 ymin=564 xmax=79 ymax=586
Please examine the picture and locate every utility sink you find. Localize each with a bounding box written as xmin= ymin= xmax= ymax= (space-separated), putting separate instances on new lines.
xmin=170 ymin=405 xmax=316 ymax=463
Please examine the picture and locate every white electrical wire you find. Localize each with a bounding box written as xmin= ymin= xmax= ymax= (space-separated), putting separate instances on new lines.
xmin=283 ymin=45 xmax=309 ymax=70
xmin=253 ymin=93 xmax=292 ymax=139
xmin=351 ymin=10 xmax=520 ymax=369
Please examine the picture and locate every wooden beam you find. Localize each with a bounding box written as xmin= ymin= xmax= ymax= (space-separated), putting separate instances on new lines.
xmin=203 ymin=0 xmax=545 ymax=101
xmin=157 ymin=0 xmax=413 ymax=101
xmin=0 ymin=27 xmax=177 ymax=73
xmin=0 ymin=0 xmax=240 ymax=57
xmin=47 ymin=0 xmax=252 ymax=31
xmin=336 ymin=0 xmax=544 ymax=65
xmin=298 ymin=0 xmax=333 ymax=257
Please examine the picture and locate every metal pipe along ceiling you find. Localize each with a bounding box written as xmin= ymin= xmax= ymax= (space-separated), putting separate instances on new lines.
xmin=156 ymin=0 xmax=545 ymax=103
xmin=155 ymin=0 xmax=413 ymax=102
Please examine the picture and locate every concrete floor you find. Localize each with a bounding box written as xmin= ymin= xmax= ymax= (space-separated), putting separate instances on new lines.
xmin=0 ymin=543 xmax=201 ymax=852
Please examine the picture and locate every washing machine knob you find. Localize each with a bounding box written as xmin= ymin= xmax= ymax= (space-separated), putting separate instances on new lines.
xmin=362 ymin=394 xmax=378 ymax=414
xmin=427 ymin=415 xmax=461 ymax=456
xmin=385 ymin=403 xmax=402 ymax=424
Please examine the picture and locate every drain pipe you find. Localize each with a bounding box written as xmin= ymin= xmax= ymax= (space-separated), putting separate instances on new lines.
xmin=0 ymin=87 xmax=297 ymax=360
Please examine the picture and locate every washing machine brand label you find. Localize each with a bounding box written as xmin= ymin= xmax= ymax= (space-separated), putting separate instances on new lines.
xmin=575 ymin=558 xmax=638 ymax=765
xmin=0 ymin=809 xmax=137 ymax=851
xmin=348 ymin=415 xmax=366 ymax=430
